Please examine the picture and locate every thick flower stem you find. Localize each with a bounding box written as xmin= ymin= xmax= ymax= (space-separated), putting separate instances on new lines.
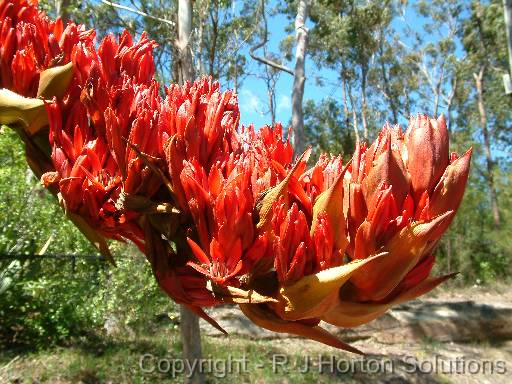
xmin=177 ymin=2 xmax=204 ymax=383
xmin=180 ymin=305 xmax=203 ymax=384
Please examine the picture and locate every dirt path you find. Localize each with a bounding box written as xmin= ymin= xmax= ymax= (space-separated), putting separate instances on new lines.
xmin=2 ymin=285 xmax=510 ymax=383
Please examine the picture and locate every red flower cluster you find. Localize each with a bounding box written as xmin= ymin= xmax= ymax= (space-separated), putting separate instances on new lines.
xmin=0 ymin=0 xmax=472 ymax=353
xmin=345 ymin=116 xmax=472 ymax=304
xmin=40 ymin=30 xmax=161 ymax=253
xmin=0 ymin=0 xmax=94 ymax=96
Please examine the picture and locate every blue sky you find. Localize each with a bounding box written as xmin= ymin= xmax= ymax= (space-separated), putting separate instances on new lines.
xmin=234 ymin=1 xmax=453 ymax=129
xmin=97 ymin=0 xmax=461 ymax=130
xmin=236 ymin=6 xmax=334 ymax=128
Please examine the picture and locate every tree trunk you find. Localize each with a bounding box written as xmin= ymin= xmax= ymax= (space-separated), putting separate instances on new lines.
xmin=177 ymin=0 xmax=195 ymax=84
xmin=233 ymin=57 xmax=239 ymax=92
xmin=360 ymin=64 xmax=369 ymax=140
xmin=177 ymin=2 xmax=204 ymax=384
xmin=377 ymin=29 xmax=398 ymax=123
xmin=352 ymin=109 xmax=359 ymax=142
xmin=179 ymin=306 xmax=203 ymax=384
xmin=196 ymin=6 xmax=208 ymax=76
xmin=445 ymin=75 xmax=457 ymax=134
xmin=473 ymin=66 xmax=501 ymax=228
xmin=341 ymin=68 xmax=350 ymax=131
xmin=291 ymin=0 xmax=309 ymax=155
xmin=504 ymin=0 xmax=512 ymax=80
xmin=347 ymin=83 xmax=360 ymax=143
xmin=55 ymin=0 xmax=70 ymax=22
xmin=433 ymin=83 xmax=440 ymax=118
xmin=263 ymin=46 xmax=277 ymax=126
xmin=267 ymin=79 xmax=276 ymax=126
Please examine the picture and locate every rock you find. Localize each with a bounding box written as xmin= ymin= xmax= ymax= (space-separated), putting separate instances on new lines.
xmin=200 ymin=299 xmax=512 ymax=345
xmin=331 ymin=300 xmax=512 ymax=344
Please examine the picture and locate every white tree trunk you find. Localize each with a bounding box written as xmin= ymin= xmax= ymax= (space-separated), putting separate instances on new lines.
xmin=504 ymin=0 xmax=512 ymax=79
xmin=178 ymin=0 xmax=195 ymax=83
xmin=177 ymin=2 xmax=204 ymax=384
xmin=473 ymin=66 xmax=501 ymax=229
xmin=291 ymin=0 xmax=309 ymax=155
xmin=360 ymin=65 xmax=368 ymax=140
xmin=347 ymin=83 xmax=360 ymax=143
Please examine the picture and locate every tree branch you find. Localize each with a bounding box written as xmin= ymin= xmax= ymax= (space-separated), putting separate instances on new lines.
xmin=249 ymin=0 xmax=293 ymax=75
xmin=100 ymin=0 xmax=175 ymax=27
xmin=250 ymin=50 xmax=294 ymax=75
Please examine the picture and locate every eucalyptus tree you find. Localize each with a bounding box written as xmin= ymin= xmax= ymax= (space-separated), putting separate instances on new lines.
xmin=303 ymin=97 xmax=355 ymax=160
xmin=305 ymin=0 xmax=390 ymax=141
xmin=251 ymin=0 xmax=310 ymax=153
xmin=369 ymin=4 xmax=421 ymax=124
xmin=398 ymin=0 xmax=462 ymax=127
xmin=194 ymin=0 xmax=257 ymax=89
xmin=460 ymin=0 xmax=511 ymax=229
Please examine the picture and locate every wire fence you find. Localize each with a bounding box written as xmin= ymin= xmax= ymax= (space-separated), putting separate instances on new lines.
xmin=0 ymin=253 xmax=127 ymax=279
xmin=0 ymin=253 xmax=104 ymax=260
xmin=0 ymin=253 xmax=142 ymax=260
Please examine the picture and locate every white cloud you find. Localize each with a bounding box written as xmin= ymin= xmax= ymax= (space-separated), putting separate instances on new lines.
xmin=239 ymin=89 xmax=262 ymax=115
xmin=276 ymin=94 xmax=291 ymax=113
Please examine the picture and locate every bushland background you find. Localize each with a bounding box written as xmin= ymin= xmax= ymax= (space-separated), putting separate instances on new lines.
xmin=1 ymin=0 xmax=511 ymax=383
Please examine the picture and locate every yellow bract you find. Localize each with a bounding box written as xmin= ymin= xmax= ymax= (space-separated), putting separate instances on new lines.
xmin=37 ymin=62 xmax=74 ymax=99
xmin=0 ymin=89 xmax=47 ymax=134
xmin=276 ymin=253 xmax=385 ymax=320
xmin=256 ymin=148 xmax=311 ymax=230
xmin=322 ymin=272 xmax=457 ymax=328
xmin=310 ymin=166 xmax=348 ymax=250
xmin=239 ymin=303 xmax=363 ymax=354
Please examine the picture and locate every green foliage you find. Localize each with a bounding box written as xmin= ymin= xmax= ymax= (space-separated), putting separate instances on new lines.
xmin=433 ymin=125 xmax=502 ymax=283
xmin=94 ymin=245 xmax=175 ymax=330
xmin=303 ymin=98 xmax=355 ymax=161
xmin=0 ymin=129 xmax=173 ymax=348
xmin=0 ymin=129 xmax=94 ymax=255
xmin=435 ymin=169 xmax=512 ymax=284
xmin=195 ymin=0 xmax=256 ymax=84
xmin=73 ymin=0 xmax=255 ymax=87
xmin=0 ymin=256 xmax=104 ymax=349
xmin=0 ymin=248 xmax=173 ymax=349
xmin=0 ymin=128 xmax=98 ymax=347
